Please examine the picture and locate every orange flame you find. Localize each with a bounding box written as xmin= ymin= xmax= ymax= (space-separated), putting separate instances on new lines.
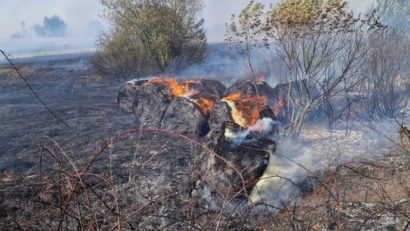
xmin=147 ymin=78 xmax=199 ymax=97
xmin=147 ymin=78 xmax=213 ymax=116
xmin=222 ymin=93 xmax=268 ymax=127
xmin=194 ymin=97 xmax=215 ymax=117
xmin=272 ymin=95 xmax=285 ymax=117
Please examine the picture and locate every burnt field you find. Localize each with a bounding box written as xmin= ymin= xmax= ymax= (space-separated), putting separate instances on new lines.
xmin=0 ymin=54 xmax=410 ymax=230
xmin=0 ymin=55 xmax=135 ymax=175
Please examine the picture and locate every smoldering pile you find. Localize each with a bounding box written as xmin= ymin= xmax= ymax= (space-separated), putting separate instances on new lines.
xmin=118 ymin=77 xmax=301 ymax=210
xmin=118 ymin=78 xmax=226 ymax=137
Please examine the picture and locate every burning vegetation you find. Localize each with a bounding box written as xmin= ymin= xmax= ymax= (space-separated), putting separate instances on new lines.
xmin=119 ymin=79 xmax=281 ymax=195
xmin=146 ymin=78 xmax=198 ymax=97
xmin=221 ymin=93 xmax=268 ymax=127
xmin=118 ymin=77 xmax=226 ymax=138
xmin=2 ymin=0 xmax=410 ymax=229
xmin=272 ymin=95 xmax=286 ymax=120
xmin=193 ymin=96 xmax=215 ymax=116
xmin=146 ymin=78 xmax=215 ymax=117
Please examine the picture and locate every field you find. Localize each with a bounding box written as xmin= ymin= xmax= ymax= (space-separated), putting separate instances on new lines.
xmin=0 ymin=53 xmax=410 ymax=230
xmin=0 ymin=54 xmax=134 ymax=177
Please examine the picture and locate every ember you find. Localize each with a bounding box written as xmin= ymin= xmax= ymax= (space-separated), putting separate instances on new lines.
xmin=272 ymin=95 xmax=285 ymax=119
xmin=221 ymin=93 xmax=268 ymax=127
xmin=146 ymin=78 xmax=198 ymax=97
xmin=146 ymin=78 xmax=215 ymax=116
xmin=193 ymin=97 xmax=215 ymax=117
xmin=119 ymin=79 xmax=279 ymax=199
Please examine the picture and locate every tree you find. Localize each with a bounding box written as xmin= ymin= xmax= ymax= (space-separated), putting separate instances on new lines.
xmin=93 ymin=30 xmax=155 ymax=79
xmin=359 ymin=0 xmax=410 ymax=119
xmin=96 ymin=0 xmax=206 ymax=77
xmin=373 ymin=0 xmax=409 ymax=30
xmin=360 ymin=29 xmax=410 ymax=119
xmin=34 ymin=15 xmax=67 ymax=37
xmin=266 ymin=0 xmax=371 ymax=134
xmin=226 ymin=0 xmax=264 ymax=95
xmin=228 ymin=0 xmax=383 ymax=135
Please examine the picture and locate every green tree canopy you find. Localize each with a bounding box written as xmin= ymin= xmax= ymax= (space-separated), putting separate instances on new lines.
xmin=96 ymin=0 xmax=206 ymax=77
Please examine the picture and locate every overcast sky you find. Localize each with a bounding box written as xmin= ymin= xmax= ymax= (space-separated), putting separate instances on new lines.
xmin=0 ymin=0 xmax=374 ymax=53
xmin=0 ymin=0 xmax=106 ymax=38
xmin=204 ymin=0 xmax=375 ymax=41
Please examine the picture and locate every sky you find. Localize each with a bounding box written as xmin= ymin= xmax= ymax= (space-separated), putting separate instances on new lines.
xmin=0 ymin=0 xmax=374 ymax=54
xmin=0 ymin=0 xmax=106 ymax=38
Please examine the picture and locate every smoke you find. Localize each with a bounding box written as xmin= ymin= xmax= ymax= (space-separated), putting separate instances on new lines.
xmin=10 ymin=22 xmax=28 ymax=39
xmin=224 ymin=117 xmax=279 ymax=149
xmin=4 ymin=9 xmax=105 ymax=56
xmin=177 ymin=43 xmax=284 ymax=87
xmin=3 ymin=17 xmax=105 ymax=56
xmin=250 ymin=136 xmax=319 ymax=209
xmin=9 ymin=15 xmax=67 ymax=39
xmin=84 ymin=20 xmax=105 ymax=37
xmin=249 ymin=117 xmax=406 ymax=211
xmin=250 ymin=118 xmax=277 ymax=133
xmin=177 ymin=43 xmax=249 ymax=85
xmin=224 ymin=126 xmax=250 ymax=148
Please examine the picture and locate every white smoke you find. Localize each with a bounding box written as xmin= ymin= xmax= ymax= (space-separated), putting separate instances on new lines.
xmin=250 ymin=117 xmax=406 ymax=210
xmin=224 ymin=117 xmax=278 ymax=148
xmin=224 ymin=127 xmax=250 ymax=147
xmin=249 ymin=117 xmax=280 ymax=141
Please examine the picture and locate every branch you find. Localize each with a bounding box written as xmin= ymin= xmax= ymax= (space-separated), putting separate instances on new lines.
xmin=0 ymin=49 xmax=72 ymax=129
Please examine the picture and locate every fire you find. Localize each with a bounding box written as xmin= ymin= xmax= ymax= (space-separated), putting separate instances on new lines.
xmin=147 ymin=78 xmax=199 ymax=97
xmin=146 ymin=78 xmax=214 ymax=116
xmin=221 ymin=93 xmax=268 ymax=127
xmin=272 ymin=95 xmax=285 ymax=117
xmin=183 ymin=79 xmax=201 ymax=85
xmin=194 ymin=97 xmax=215 ymax=117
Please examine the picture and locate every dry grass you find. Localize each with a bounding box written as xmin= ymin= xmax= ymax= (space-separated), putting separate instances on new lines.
xmin=1 ymin=127 xmax=410 ymax=230
xmin=1 ymin=52 xmax=409 ymax=230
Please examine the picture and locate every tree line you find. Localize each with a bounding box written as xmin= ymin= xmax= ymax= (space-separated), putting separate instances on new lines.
xmin=226 ymin=0 xmax=409 ymax=135
xmin=94 ymin=0 xmax=410 ymax=135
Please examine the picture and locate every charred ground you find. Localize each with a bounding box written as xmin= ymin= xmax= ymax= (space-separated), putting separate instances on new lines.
xmin=0 ymin=54 xmax=410 ymax=230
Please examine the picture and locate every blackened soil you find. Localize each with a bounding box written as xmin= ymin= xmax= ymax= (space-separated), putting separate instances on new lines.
xmin=0 ymin=57 xmax=135 ymax=176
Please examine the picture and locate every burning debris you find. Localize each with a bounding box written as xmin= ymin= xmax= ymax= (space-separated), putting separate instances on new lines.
xmin=145 ymin=78 xmax=226 ymax=117
xmin=118 ymin=77 xmax=225 ymax=137
xmin=201 ymin=80 xmax=280 ymax=198
xmin=272 ymin=95 xmax=286 ymax=121
xmin=221 ymin=93 xmax=268 ymax=127
xmin=119 ymin=78 xmax=287 ymax=203
xmin=146 ymin=78 xmax=198 ymax=97
xmin=206 ymin=80 xmax=280 ymax=148
xmin=226 ymin=80 xmax=289 ymax=122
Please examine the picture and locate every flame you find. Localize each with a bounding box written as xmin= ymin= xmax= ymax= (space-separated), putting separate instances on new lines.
xmin=146 ymin=78 xmax=213 ymax=116
xmin=147 ymin=78 xmax=199 ymax=97
xmin=272 ymin=95 xmax=285 ymax=117
xmin=183 ymin=79 xmax=201 ymax=85
xmin=222 ymin=93 xmax=268 ymax=127
xmin=194 ymin=97 xmax=215 ymax=117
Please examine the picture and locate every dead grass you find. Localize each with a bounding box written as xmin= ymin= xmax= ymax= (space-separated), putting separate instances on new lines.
xmin=1 ymin=53 xmax=410 ymax=230
xmin=1 ymin=129 xmax=410 ymax=230
xmin=269 ymin=148 xmax=410 ymax=230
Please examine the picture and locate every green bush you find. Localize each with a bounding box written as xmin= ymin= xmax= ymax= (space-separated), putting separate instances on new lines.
xmin=94 ymin=0 xmax=207 ymax=78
